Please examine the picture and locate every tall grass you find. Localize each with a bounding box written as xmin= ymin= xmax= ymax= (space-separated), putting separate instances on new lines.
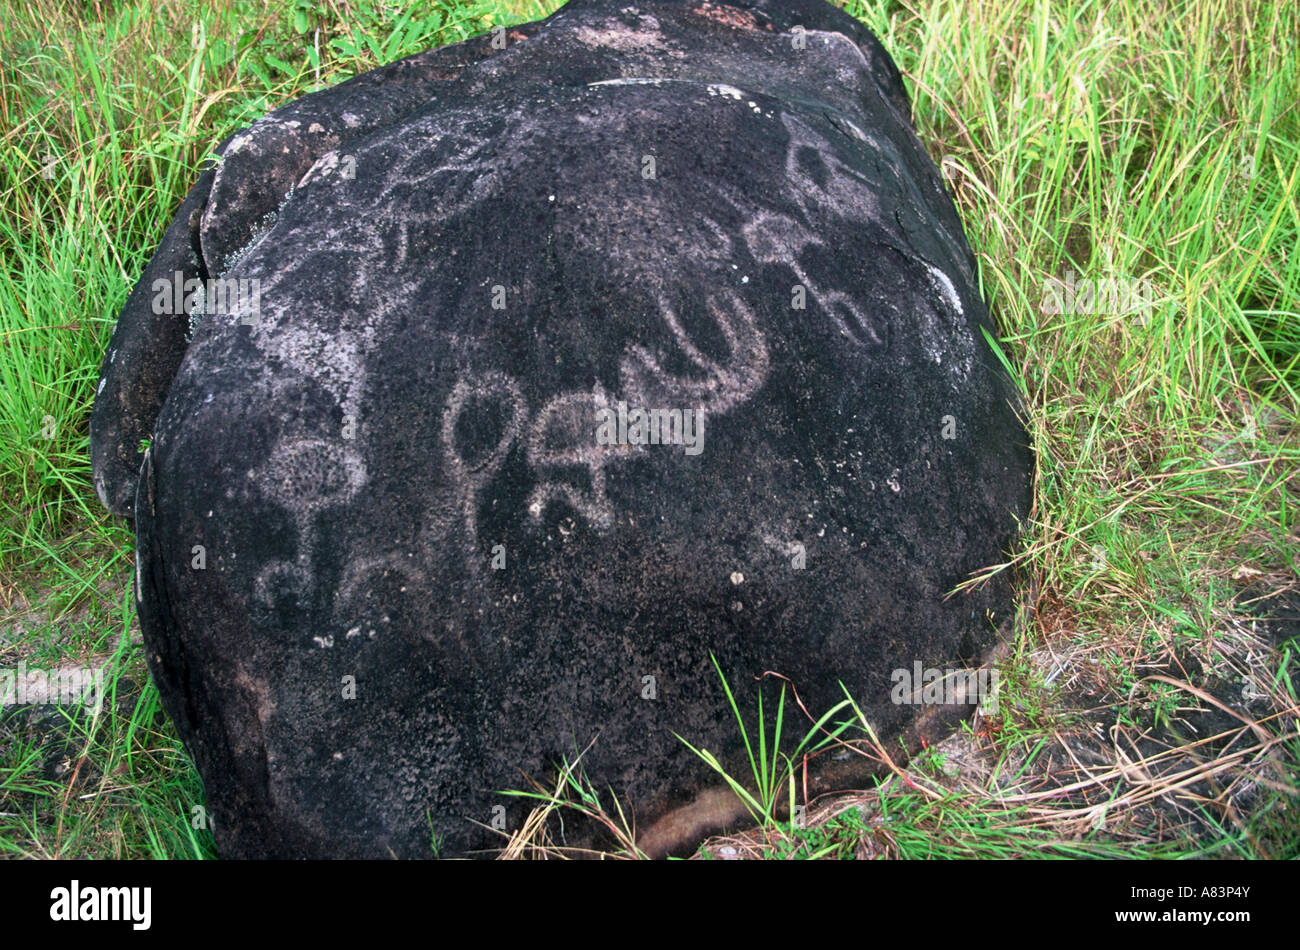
xmin=1 ymin=0 xmax=1295 ymax=857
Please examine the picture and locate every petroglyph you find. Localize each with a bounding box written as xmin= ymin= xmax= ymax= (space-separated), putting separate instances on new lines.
xmin=743 ymin=211 xmax=885 ymax=348
xmin=619 ymin=288 xmax=769 ymax=413
xmin=261 ymin=436 xmax=367 ymax=526
xmin=525 ymin=384 xmax=624 ymax=530
xmin=253 ymin=436 xmax=367 ymax=618
xmin=441 ymin=371 xmax=529 ymax=557
xmin=724 ymin=111 xmax=903 ymax=349
xmin=440 ymin=288 xmax=769 ymax=541
xmin=781 ymin=112 xmax=883 ymax=225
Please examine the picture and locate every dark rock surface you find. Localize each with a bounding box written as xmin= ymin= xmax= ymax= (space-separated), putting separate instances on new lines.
xmin=92 ymin=0 xmax=1033 ymax=858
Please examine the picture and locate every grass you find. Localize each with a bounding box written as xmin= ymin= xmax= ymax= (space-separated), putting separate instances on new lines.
xmin=496 ymin=744 xmax=649 ymax=859
xmin=674 ymin=657 xmax=857 ymax=830
xmin=1 ymin=0 xmax=1297 ymax=858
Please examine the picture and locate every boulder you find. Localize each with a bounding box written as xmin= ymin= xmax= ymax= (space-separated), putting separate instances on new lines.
xmin=91 ymin=0 xmax=1032 ymax=858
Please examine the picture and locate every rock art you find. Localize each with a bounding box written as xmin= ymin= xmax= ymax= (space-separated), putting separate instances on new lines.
xmin=91 ymin=0 xmax=1033 ymax=858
